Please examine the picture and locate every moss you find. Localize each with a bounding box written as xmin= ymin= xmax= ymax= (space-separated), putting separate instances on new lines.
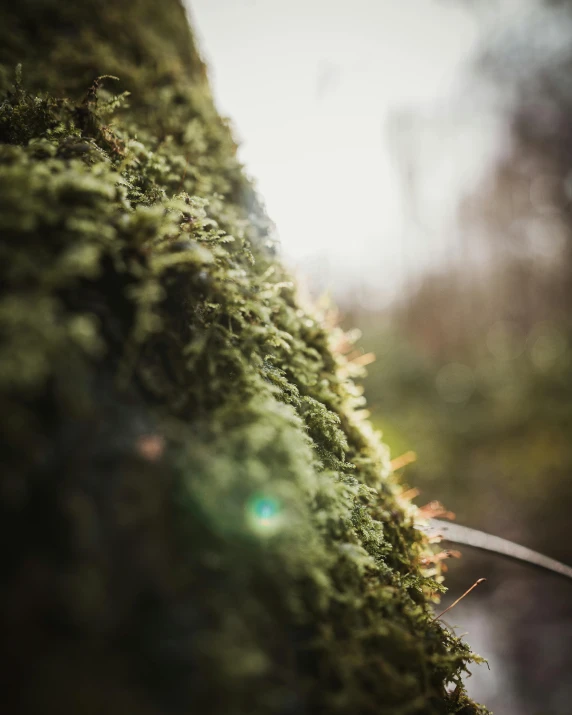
xmin=0 ymin=2 xmax=488 ymax=713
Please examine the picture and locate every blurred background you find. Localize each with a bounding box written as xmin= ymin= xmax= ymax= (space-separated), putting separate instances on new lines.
xmin=189 ymin=1 xmax=572 ymax=713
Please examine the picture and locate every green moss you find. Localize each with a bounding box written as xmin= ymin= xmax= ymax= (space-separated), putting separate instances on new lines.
xmin=0 ymin=2 xmax=488 ymax=713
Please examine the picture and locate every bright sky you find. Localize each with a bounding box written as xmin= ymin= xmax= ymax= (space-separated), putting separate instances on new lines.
xmin=187 ymin=0 xmax=503 ymax=304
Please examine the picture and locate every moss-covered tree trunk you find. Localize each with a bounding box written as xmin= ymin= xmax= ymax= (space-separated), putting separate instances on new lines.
xmin=0 ymin=2 xmax=487 ymax=713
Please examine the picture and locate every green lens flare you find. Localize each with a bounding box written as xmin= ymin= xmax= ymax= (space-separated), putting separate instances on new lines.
xmin=246 ymin=494 xmax=282 ymax=535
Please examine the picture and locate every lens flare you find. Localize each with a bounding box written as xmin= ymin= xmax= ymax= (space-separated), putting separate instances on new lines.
xmin=246 ymin=494 xmax=283 ymax=535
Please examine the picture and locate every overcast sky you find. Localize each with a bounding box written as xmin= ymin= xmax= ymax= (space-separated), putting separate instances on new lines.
xmin=187 ymin=0 xmax=506 ymax=304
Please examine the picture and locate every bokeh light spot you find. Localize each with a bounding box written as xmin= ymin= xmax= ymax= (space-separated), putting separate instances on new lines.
xmin=528 ymin=322 xmax=568 ymax=371
xmin=246 ymin=494 xmax=283 ymax=536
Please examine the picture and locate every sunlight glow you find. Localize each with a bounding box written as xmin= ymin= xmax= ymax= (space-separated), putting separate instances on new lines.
xmin=188 ymin=0 xmax=502 ymax=303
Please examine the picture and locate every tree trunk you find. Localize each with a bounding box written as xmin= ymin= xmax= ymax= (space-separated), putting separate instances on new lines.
xmin=0 ymin=2 xmax=487 ymax=714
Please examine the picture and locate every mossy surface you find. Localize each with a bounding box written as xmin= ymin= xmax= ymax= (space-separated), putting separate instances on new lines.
xmin=0 ymin=2 xmax=488 ymax=713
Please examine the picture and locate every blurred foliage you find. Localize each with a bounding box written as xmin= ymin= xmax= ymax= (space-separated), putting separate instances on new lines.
xmin=355 ymin=300 xmax=572 ymax=558
xmin=349 ymin=261 xmax=572 ymax=713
